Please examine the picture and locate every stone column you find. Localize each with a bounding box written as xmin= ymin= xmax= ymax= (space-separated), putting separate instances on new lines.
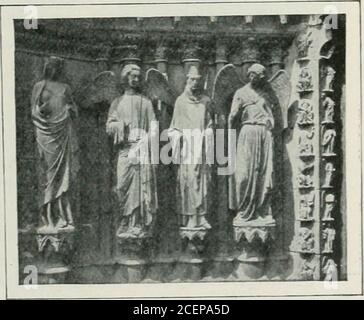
xmin=146 ymin=42 xmax=179 ymax=282
xmin=206 ymin=38 xmax=234 ymax=279
xmin=268 ymin=39 xmax=287 ymax=76
xmin=182 ymin=40 xmax=202 ymax=74
xmin=240 ymin=37 xmax=260 ymax=82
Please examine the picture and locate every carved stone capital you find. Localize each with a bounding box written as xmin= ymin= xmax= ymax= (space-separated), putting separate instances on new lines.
xmin=113 ymin=44 xmax=141 ymax=64
xmin=182 ymin=41 xmax=202 ymax=63
xmin=233 ymin=220 xmax=276 ymax=244
xmin=179 ymin=227 xmax=208 ymax=241
xmin=215 ymin=38 xmax=228 ymax=64
xmin=36 ymin=230 xmax=75 ymax=253
xmin=266 ymin=39 xmax=288 ymax=66
xmin=154 ymin=44 xmax=169 ymax=62
xmin=240 ymin=37 xmax=260 ymax=64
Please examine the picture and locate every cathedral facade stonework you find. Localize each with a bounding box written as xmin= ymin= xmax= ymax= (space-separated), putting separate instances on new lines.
xmin=14 ymin=14 xmax=346 ymax=284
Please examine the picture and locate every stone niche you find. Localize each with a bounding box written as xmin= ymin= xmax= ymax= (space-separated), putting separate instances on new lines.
xmin=15 ymin=14 xmax=346 ymax=284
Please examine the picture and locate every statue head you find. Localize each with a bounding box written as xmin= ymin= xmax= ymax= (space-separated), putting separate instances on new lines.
xmin=247 ymin=63 xmax=266 ymax=87
xmin=121 ymin=64 xmax=141 ymax=91
xmin=185 ymin=65 xmax=202 ymax=95
xmin=43 ymin=56 xmax=64 ymax=81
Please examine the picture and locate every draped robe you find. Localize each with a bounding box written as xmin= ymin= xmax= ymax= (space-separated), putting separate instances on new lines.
xmin=31 ymin=80 xmax=79 ymax=209
xmin=106 ymin=94 xmax=158 ymax=237
xmin=169 ymin=90 xmax=213 ymax=227
xmin=228 ymin=83 xmax=275 ymax=224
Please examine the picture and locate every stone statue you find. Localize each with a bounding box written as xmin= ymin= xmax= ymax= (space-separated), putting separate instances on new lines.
xmin=298 ymin=129 xmax=314 ymax=156
xmin=323 ymin=258 xmax=338 ymax=281
xmin=299 ymin=193 xmax=314 ymax=220
xmin=322 ymin=96 xmax=335 ymax=123
xmin=297 ymin=227 xmax=315 ymax=252
xmin=323 ymin=162 xmax=335 ymax=187
xmin=322 ymin=227 xmax=336 ymax=252
xmin=322 ymin=194 xmax=335 ymax=221
xmin=106 ymin=64 xmax=158 ymax=238
xmin=300 ymin=260 xmax=316 ymax=280
xmin=168 ymin=65 xmax=213 ymax=230
xmin=298 ymin=173 xmax=313 ymax=188
xmin=297 ymin=67 xmax=313 ymax=92
xmin=31 ymin=56 xmax=79 ymax=232
xmin=296 ymin=31 xmax=313 ymax=58
xmin=322 ymin=128 xmax=336 ymax=155
xmin=323 ymin=66 xmax=336 ymax=91
xmin=228 ymin=63 xmax=277 ymax=225
xmin=297 ymin=99 xmax=314 ymax=126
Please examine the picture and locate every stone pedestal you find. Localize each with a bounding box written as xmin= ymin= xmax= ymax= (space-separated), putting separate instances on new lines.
xmin=114 ymin=235 xmax=151 ymax=283
xmin=174 ymin=227 xmax=208 ymax=281
xmin=35 ymin=226 xmax=75 ymax=284
xmin=233 ymin=219 xmax=276 ymax=280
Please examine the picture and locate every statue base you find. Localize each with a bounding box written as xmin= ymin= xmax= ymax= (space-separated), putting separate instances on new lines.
xmin=114 ymin=234 xmax=151 ymax=283
xmin=35 ymin=226 xmax=76 ymax=284
xmin=174 ymin=227 xmax=209 ymax=281
xmin=232 ymin=218 xmax=276 ymax=280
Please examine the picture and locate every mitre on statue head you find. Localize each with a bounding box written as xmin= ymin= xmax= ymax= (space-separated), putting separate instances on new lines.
xmin=186 ymin=65 xmax=202 ymax=79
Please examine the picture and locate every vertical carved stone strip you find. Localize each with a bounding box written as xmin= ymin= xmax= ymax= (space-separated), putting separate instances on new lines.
xmin=290 ymin=16 xmax=336 ymax=281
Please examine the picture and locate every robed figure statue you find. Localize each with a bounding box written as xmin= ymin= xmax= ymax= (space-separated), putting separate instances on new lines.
xmin=31 ymin=56 xmax=79 ymax=232
xmin=212 ymin=62 xmax=291 ymax=231
xmin=168 ymin=66 xmax=214 ymax=230
xmin=228 ymin=63 xmax=276 ymax=224
xmin=106 ymin=64 xmax=158 ymax=239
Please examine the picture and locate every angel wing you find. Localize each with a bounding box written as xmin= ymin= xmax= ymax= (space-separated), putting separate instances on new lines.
xmin=212 ymin=64 xmax=244 ymax=116
xmin=75 ymin=71 xmax=120 ymax=108
xmin=144 ymin=68 xmax=177 ymax=107
xmin=268 ymin=70 xmax=292 ymax=129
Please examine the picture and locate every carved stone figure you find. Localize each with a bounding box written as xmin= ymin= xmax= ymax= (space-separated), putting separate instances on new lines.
xmin=228 ymin=63 xmax=276 ymax=225
xmin=298 ymin=129 xmax=314 ymax=156
xmin=323 ymin=258 xmax=338 ymax=281
xmin=298 ymin=173 xmax=313 ymax=188
xmin=106 ymin=64 xmax=158 ymax=239
xmin=168 ymin=65 xmax=213 ymax=230
xmin=322 ymin=128 xmax=336 ymax=155
xmin=31 ymin=56 xmax=79 ymax=232
xmin=322 ymin=227 xmax=336 ymax=253
xmin=297 ymin=227 xmax=315 ymax=252
xmin=297 ymin=67 xmax=313 ymax=92
xmin=322 ymin=194 xmax=335 ymax=221
xmin=323 ymin=162 xmax=335 ymax=187
xmin=299 ymin=193 xmax=314 ymax=220
xmin=322 ymin=66 xmax=336 ymax=92
xmin=300 ymin=260 xmax=316 ymax=280
xmin=322 ymin=96 xmax=335 ymax=123
xmin=297 ymin=99 xmax=314 ymax=126
xmin=296 ymin=31 xmax=313 ymax=58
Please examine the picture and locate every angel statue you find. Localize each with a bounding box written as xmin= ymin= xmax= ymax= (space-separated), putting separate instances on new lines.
xmin=31 ymin=56 xmax=79 ymax=232
xmin=212 ymin=63 xmax=291 ymax=227
xmin=105 ymin=64 xmax=162 ymax=239
xmin=76 ymin=61 xmax=177 ymax=242
xmin=168 ymin=65 xmax=214 ymax=230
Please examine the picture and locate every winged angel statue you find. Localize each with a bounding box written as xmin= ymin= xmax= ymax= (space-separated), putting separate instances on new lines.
xmin=75 ymin=61 xmax=290 ymax=236
xmin=76 ymin=64 xmax=177 ymax=239
xmin=212 ymin=63 xmax=291 ymax=227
